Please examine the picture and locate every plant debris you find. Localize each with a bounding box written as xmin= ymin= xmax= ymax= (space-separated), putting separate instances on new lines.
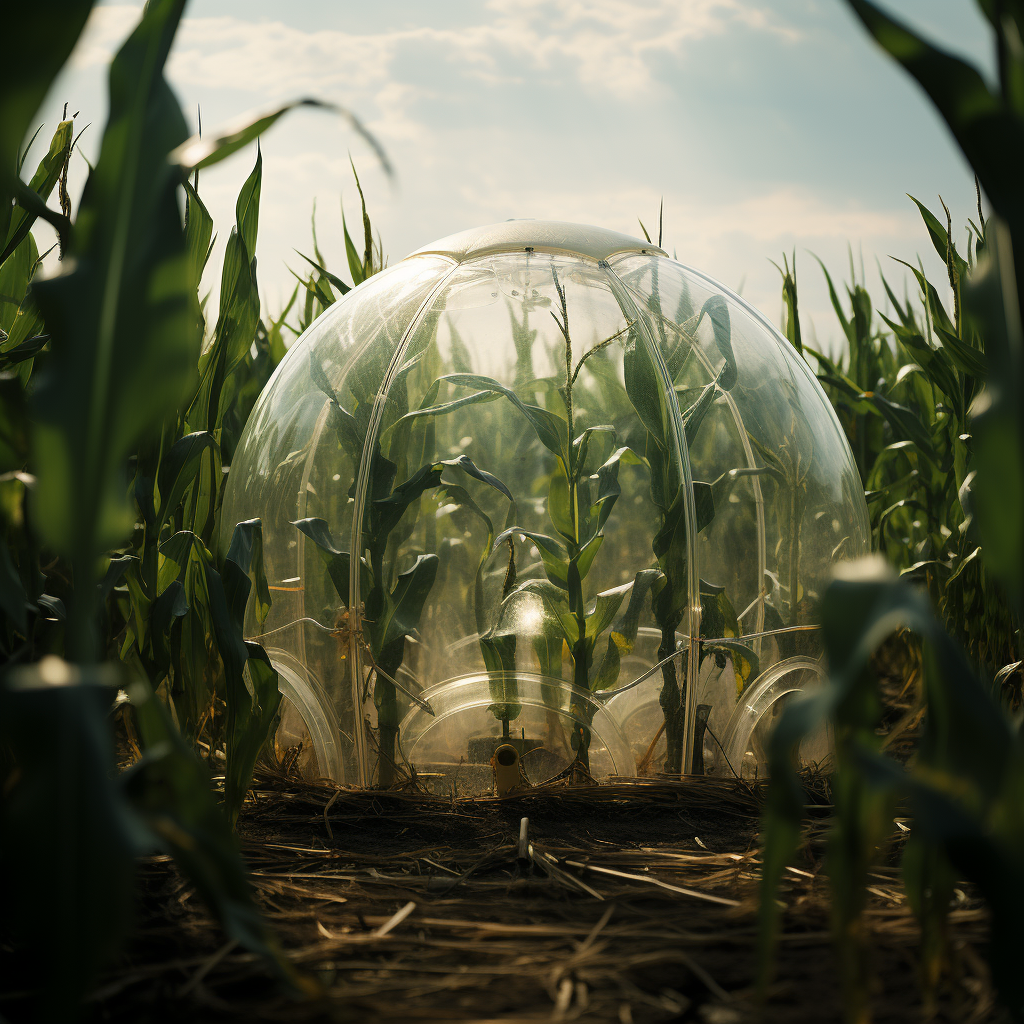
xmin=20 ymin=770 xmax=997 ymax=1024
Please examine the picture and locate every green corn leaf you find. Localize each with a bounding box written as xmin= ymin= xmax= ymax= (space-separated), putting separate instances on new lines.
xmin=909 ymin=195 xmax=967 ymax=276
xmin=122 ymin=560 xmax=154 ymax=655
xmin=650 ymin=483 xmax=713 ymax=622
xmin=591 ymin=568 xmax=661 ymax=691
xmin=441 ymin=453 xmax=515 ymax=503
xmin=30 ymin=0 xmax=199 ymax=660
xmin=370 ymin=461 xmax=444 ymax=546
xmin=573 ymin=423 xmax=616 ymax=472
xmin=892 ymin=257 xmax=957 ymax=338
xmin=813 ymin=255 xmax=855 ymax=346
xmin=772 ymin=251 xmax=803 ymax=356
xmin=183 ymin=178 xmax=214 ymax=296
xmin=179 ymin=432 xmax=222 ymax=544
xmin=206 ymin=520 xmax=282 ymax=826
xmin=235 ymin=643 xmax=282 ymax=791
xmin=480 ymin=631 xmax=521 ymax=720
xmin=157 ymin=529 xmax=218 ymax=739
xmin=583 ymin=445 xmax=646 ymax=545
xmin=0 ymin=371 xmax=29 ymax=472
xmin=148 ymin=576 xmax=188 ymax=676
xmin=892 ymin=362 xmax=925 ymax=389
xmin=844 ymin=0 xmax=1024 ymax=246
xmin=869 ymin=393 xmax=939 ymax=466
xmin=171 ymin=98 xmax=391 ymax=177
xmin=350 ymin=159 xmax=376 ymax=278
xmin=507 ymin=577 xmax=578 ymax=646
xmin=703 ymin=295 xmax=737 ymax=390
xmin=710 ymin=465 xmax=782 ymax=509
xmin=879 ymin=314 xmax=961 ymax=404
xmin=187 ymin=150 xmax=262 ymax=435
xmin=584 ymin=582 xmax=630 ymax=644
xmin=965 ymin=224 xmax=1024 ymax=610
xmin=225 ymin=517 xmax=272 ymax=628
xmin=933 ymin=324 xmax=988 ymax=380
xmin=1 ymin=1 xmax=94 ymax=241
xmin=547 ymin=472 xmax=574 ymax=540
xmin=296 ymin=250 xmax=351 ymax=297
xmin=1 ymin=660 xmax=135 ymax=1018
xmin=0 ymin=332 xmax=49 ymax=369
xmin=372 ymin=552 xmax=439 ymax=651
xmin=946 ymin=544 xmax=982 ymax=585
xmin=342 ymin=204 xmax=365 ymax=286
xmin=1 ymin=119 xmax=73 ymax=266
xmin=98 ymin=554 xmax=136 ymax=603
xmin=16 ymin=125 xmax=46 ymax=176
xmin=495 ymin=525 xmax=570 ymax=588
xmin=623 ymin=323 xmax=669 ymax=450
xmin=439 ymin=372 xmax=568 ymax=467
xmin=575 ymin=533 xmax=605 ymax=581
xmin=126 ymin=678 xmax=287 ymax=970
xmin=436 ymin=483 xmax=495 ymax=545
xmin=309 ymin=353 xmax=364 ymax=460
xmin=287 ymin=262 xmax=330 ymax=311
xmin=0 ymin=231 xmax=39 ymax=342
xmin=156 ymin=430 xmax=215 ymax=530
xmin=293 ymin=517 xmax=354 ymax=602
xmin=680 ymin=374 xmax=721 ymax=446
xmin=704 ymin=638 xmax=760 ymax=688
xmin=292 ymin=515 xmax=343 ymax=557
xmin=378 ymin=384 xmax=501 ymax=444
xmin=759 ymin=556 xmax=1024 ymax=1008
xmin=879 ymin=268 xmax=918 ymax=332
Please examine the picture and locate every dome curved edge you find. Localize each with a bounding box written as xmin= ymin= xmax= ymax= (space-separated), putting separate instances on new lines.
xmin=405 ymin=220 xmax=667 ymax=264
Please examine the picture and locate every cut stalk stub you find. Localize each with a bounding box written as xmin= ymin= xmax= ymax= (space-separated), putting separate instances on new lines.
xmin=517 ymin=817 xmax=530 ymax=865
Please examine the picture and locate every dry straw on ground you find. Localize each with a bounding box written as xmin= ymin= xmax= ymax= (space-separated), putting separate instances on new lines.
xmin=72 ymin=766 xmax=999 ymax=1024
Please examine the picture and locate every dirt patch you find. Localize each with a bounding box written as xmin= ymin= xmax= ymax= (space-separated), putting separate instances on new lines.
xmin=17 ymin=769 xmax=999 ymax=1024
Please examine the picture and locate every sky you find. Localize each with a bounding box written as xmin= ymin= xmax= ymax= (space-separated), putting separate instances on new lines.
xmin=32 ymin=0 xmax=994 ymax=353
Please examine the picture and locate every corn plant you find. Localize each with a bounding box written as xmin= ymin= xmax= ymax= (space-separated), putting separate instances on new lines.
xmin=365 ymin=267 xmax=757 ymax=778
xmin=786 ymin=194 xmax=1019 ymax=671
xmin=759 ymin=559 xmax=1024 ymax=1021
xmin=625 ymin=262 xmax=763 ymax=773
xmin=284 ymin=161 xmax=386 ymax=340
xmin=0 ymin=0 xmax=388 ymax=1014
xmin=760 ymin=2 xmax=1024 ymax=1019
xmin=295 ymin=448 xmax=514 ymax=786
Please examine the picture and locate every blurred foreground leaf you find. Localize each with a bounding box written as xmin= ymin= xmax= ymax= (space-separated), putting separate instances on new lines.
xmin=0 ymin=658 xmax=136 ymax=1021
xmin=31 ymin=0 xmax=199 ymax=658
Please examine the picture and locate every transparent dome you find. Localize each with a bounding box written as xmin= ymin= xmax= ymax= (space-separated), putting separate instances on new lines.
xmin=220 ymin=221 xmax=870 ymax=792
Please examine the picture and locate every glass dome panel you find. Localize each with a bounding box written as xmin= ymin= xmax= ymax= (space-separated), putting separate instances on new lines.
xmin=219 ymin=255 xmax=454 ymax=782
xmin=607 ymin=253 xmax=869 ymax=773
xmin=345 ymin=252 xmax=695 ymax=788
xmin=220 ymin=222 xmax=870 ymax=792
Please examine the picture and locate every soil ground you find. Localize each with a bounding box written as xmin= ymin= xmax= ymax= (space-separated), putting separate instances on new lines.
xmin=73 ymin=772 xmax=1000 ymax=1023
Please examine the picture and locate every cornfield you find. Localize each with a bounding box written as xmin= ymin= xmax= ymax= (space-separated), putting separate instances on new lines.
xmin=1 ymin=0 xmax=1022 ymax=1022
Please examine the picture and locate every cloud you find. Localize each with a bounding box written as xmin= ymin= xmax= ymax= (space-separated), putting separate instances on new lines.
xmin=483 ymin=0 xmax=800 ymax=92
xmin=71 ymin=0 xmax=795 ymax=102
xmin=53 ymin=0 xmax=962 ymax=356
xmin=69 ymin=4 xmax=143 ymax=69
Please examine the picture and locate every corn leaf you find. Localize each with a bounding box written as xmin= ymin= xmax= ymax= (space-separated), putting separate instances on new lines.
xmin=1 ymin=119 xmax=73 ymax=265
xmin=31 ymin=0 xmax=198 ymax=658
xmin=171 ymin=99 xmax=391 ymax=178
xmin=0 ymin=1 xmax=94 ymax=240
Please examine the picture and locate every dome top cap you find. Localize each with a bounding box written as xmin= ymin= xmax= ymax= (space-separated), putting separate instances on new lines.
xmin=407 ymin=220 xmax=667 ymax=264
